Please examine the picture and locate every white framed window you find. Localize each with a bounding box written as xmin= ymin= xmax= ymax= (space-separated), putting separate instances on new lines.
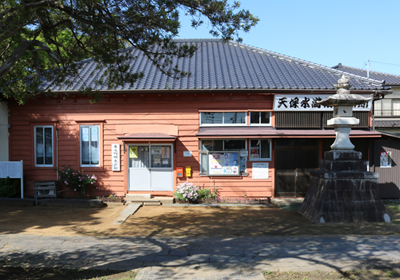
xmin=250 ymin=112 xmax=271 ymax=125
xmin=374 ymin=99 xmax=400 ymax=116
xmin=80 ymin=125 xmax=100 ymax=167
xmin=200 ymin=112 xmax=247 ymax=126
xmin=200 ymin=139 xmax=247 ymax=175
xmin=34 ymin=126 xmax=53 ymax=167
xmin=249 ymin=139 xmax=272 ymax=161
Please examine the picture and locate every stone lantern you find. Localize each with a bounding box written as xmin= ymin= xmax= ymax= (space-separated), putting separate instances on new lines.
xmin=321 ymin=75 xmax=371 ymax=150
xmin=298 ymin=76 xmax=391 ymax=223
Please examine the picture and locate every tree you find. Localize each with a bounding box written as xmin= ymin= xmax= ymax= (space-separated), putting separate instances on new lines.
xmin=0 ymin=0 xmax=258 ymax=104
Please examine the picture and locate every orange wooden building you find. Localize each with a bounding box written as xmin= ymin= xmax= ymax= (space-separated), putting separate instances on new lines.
xmin=7 ymin=39 xmax=390 ymax=198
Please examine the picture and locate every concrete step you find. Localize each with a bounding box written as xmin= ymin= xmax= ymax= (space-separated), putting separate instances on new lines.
xmin=126 ymin=194 xmax=151 ymax=199
xmin=125 ymin=195 xmax=174 ymax=206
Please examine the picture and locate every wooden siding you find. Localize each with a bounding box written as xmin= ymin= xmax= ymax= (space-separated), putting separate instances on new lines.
xmin=9 ymin=92 xmax=274 ymax=198
xmin=275 ymin=112 xmax=320 ymax=128
xmin=275 ymin=111 xmax=369 ymax=129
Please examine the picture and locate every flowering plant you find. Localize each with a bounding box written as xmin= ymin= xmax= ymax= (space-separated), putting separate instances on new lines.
xmin=174 ymin=183 xmax=199 ymax=202
xmin=58 ymin=166 xmax=97 ymax=198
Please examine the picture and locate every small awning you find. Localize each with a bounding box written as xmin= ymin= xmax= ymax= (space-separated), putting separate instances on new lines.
xmin=197 ymin=127 xmax=381 ymax=138
xmin=117 ymin=133 xmax=177 ymax=141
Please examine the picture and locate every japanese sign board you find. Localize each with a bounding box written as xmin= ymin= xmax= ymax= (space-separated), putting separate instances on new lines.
xmin=111 ymin=144 xmax=120 ymax=171
xmin=274 ymin=94 xmax=372 ymax=111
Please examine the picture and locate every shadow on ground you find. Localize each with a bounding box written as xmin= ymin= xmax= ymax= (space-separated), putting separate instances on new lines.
xmin=0 ymin=205 xmax=399 ymax=237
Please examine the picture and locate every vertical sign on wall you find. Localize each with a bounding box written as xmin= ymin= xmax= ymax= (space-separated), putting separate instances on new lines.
xmin=111 ymin=144 xmax=120 ymax=171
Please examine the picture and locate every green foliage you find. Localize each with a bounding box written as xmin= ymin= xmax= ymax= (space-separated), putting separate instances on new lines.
xmin=0 ymin=177 xmax=20 ymax=198
xmin=58 ymin=166 xmax=97 ymax=198
xmin=0 ymin=0 xmax=259 ymax=104
xmin=198 ymin=186 xmax=219 ymax=199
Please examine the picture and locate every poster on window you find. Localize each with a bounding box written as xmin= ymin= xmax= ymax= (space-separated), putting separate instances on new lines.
xmin=209 ymin=153 xmax=223 ymax=174
xmin=82 ymin=127 xmax=89 ymax=141
xmin=129 ymin=146 xmax=138 ymax=158
xmin=153 ymin=154 xmax=161 ymax=165
xmin=161 ymin=147 xmax=170 ymax=158
xmin=91 ymin=127 xmax=98 ymax=141
xmin=152 ymin=147 xmax=162 ymax=155
xmin=250 ymin=147 xmax=260 ymax=158
xmin=380 ymin=151 xmax=392 ymax=168
xmin=208 ymin=152 xmax=240 ymax=176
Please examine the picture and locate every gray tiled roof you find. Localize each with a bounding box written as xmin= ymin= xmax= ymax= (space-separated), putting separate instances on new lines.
xmin=374 ymin=120 xmax=400 ymax=128
xmin=333 ymin=63 xmax=400 ymax=85
xmin=50 ymin=39 xmax=385 ymax=92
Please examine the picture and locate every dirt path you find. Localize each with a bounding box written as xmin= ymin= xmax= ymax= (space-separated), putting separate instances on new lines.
xmin=0 ymin=204 xmax=399 ymax=237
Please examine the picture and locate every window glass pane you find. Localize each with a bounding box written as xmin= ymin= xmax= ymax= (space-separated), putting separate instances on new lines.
xmin=81 ymin=127 xmax=90 ymax=165
xmin=201 ymin=140 xmax=213 ymax=151
xmin=151 ymin=146 xmax=171 ymax=168
xmin=129 ymin=146 xmax=150 ymax=168
xmin=90 ymin=126 xmax=99 ymax=165
xmin=250 ymin=112 xmax=259 ymax=124
xmin=201 ymin=112 xmax=223 ymax=124
xmin=260 ymin=112 xmax=270 ymax=124
xmin=36 ymin=127 xmax=44 ymax=165
xmin=201 ymin=140 xmax=223 ymax=151
xmin=44 ymin=127 xmax=53 ymax=165
xmin=393 ymin=100 xmax=400 ymax=116
xmin=250 ymin=140 xmax=260 ymax=158
xmin=374 ymin=100 xmax=382 ymax=116
xmin=201 ymin=153 xmax=208 ymax=173
xmin=224 ymin=112 xmax=246 ymax=124
xmin=224 ymin=140 xmax=245 ymax=150
xmin=382 ymin=99 xmax=391 ymax=116
xmin=260 ymin=140 xmax=270 ymax=158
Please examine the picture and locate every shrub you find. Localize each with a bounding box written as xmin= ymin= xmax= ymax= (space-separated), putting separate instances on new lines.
xmin=174 ymin=183 xmax=199 ymax=202
xmin=198 ymin=188 xmax=211 ymax=199
xmin=0 ymin=177 xmax=20 ymax=198
xmin=198 ymin=186 xmax=219 ymax=200
xmin=58 ymin=166 xmax=97 ymax=198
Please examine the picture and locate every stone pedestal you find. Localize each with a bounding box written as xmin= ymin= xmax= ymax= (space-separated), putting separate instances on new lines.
xmin=299 ymin=150 xmax=391 ymax=223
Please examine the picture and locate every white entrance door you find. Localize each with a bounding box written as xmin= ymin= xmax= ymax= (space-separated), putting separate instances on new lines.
xmin=128 ymin=144 xmax=173 ymax=191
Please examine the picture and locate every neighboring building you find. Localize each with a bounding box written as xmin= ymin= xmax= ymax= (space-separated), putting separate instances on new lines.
xmin=7 ymin=40 xmax=390 ymax=198
xmin=333 ymin=63 xmax=400 ymax=198
xmin=0 ymin=101 xmax=8 ymax=161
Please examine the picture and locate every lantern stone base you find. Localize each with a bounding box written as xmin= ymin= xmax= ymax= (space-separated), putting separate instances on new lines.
xmin=298 ymin=150 xmax=391 ymax=223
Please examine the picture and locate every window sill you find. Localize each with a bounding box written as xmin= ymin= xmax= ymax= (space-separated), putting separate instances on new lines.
xmin=199 ymin=173 xmax=249 ymax=177
xmin=80 ymin=167 xmax=105 ymax=172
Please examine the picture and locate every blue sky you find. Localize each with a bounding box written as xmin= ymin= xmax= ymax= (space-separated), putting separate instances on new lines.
xmin=177 ymin=0 xmax=400 ymax=76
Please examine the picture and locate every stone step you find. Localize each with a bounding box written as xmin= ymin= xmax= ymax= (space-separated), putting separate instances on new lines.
xmin=125 ymin=196 xmax=174 ymax=206
xmin=126 ymin=193 xmax=151 ymax=199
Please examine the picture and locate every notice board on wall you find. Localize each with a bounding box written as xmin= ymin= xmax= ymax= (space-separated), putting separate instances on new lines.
xmin=252 ymin=162 xmax=269 ymax=179
xmin=208 ymin=151 xmax=240 ymax=176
